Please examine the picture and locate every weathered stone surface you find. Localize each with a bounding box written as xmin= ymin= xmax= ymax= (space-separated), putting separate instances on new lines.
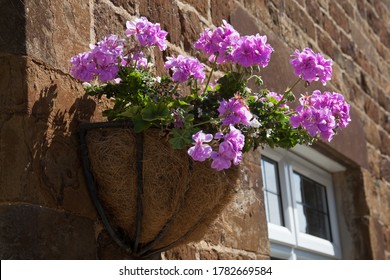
xmin=179 ymin=8 xmax=203 ymax=53
xmin=211 ymin=0 xmax=235 ymax=26
xmin=367 ymin=146 xmax=381 ymax=178
xmin=163 ymin=244 xmax=197 ymax=260
xmin=329 ymin=2 xmax=350 ymax=33
xmin=110 ymin=0 xmax=136 ymax=14
xmin=94 ymin=0 xmax=128 ymax=40
xmin=0 ymin=55 xmax=28 ymax=114
xmin=378 ymin=180 xmax=390 ymax=226
xmin=362 ymin=169 xmax=381 ymax=218
xmin=0 ymin=204 xmax=96 ymax=259
xmin=25 ymin=0 xmax=91 ymax=71
xmin=325 ymin=108 xmax=368 ymax=169
xmin=332 ymin=168 xmax=375 ymax=259
xmin=381 ymin=157 xmax=390 ymax=182
xmin=199 ymin=249 xmax=219 ymax=260
xmin=285 ymin=0 xmax=316 ymax=38
xmin=202 ymin=160 xmax=268 ymax=255
xmin=139 ymin=0 xmax=181 ymax=46
xmin=368 ymin=217 xmax=386 ymax=259
xmin=380 ymin=131 xmax=390 ymax=157
xmin=0 ymin=0 xmax=26 ymax=54
xmin=0 ymin=58 xmax=100 ymax=218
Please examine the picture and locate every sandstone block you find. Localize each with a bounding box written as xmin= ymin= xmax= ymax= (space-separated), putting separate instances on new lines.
xmin=0 ymin=0 xmax=26 ymax=54
xmin=0 ymin=204 xmax=96 ymax=259
xmin=25 ymin=0 xmax=91 ymax=71
xmin=139 ymin=0 xmax=181 ymax=46
xmin=329 ymin=2 xmax=350 ymax=33
xmin=183 ymin=0 xmax=209 ymax=18
xmin=164 ymin=244 xmax=197 ymax=260
xmin=211 ymin=0 xmax=235 ymax=26
xmin=94 ymin=0 xmax=128 ymax=41
xmin=110 ymin=0 xmax=136 ymax=14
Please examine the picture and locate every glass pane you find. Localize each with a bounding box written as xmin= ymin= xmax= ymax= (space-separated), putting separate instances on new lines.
xmin=300 ymin=207 xmax=331 ymax=240
xmin=261 ymin=157 xmax=284 ymax=226
xmin=301 ymin=177 xmax=327 ymax=213
xmin=293 ymin=173 xmax=302 ymax=203
xmin=294 ymin=172 xmax=332 ymax=241
xmin=268 ymin=193 xmax=283 ymax=226
xmin=262 ymin=159 xmax=278 ymax=193
xmin=264 ymin=190 xmax=270 ymax=222
xmin=296 ymin=204 xmax=307 ymax=233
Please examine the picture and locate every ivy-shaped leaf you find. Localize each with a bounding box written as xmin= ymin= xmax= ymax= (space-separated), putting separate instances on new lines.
xmin=141 ymin=102 xmax=170 ymax=121
xmin=132 ymin=114 xmax=152 ymax=133
xmin=118 ymin=106 xmax=140 ymax=118
xmin=217 ymin=72 xmax=245 ymax=99
xmin=169 ymin=128 xmax=196 ymax=149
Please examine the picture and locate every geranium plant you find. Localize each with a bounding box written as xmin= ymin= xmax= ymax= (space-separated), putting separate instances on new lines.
xmin=70 ymin=17 xmax=350 ymax=171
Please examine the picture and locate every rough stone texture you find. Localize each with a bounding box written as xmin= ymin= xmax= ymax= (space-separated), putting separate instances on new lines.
xmin=110 ymin=0 xmax=136 ymax=15
xmin=25 ymin=0 xmax=91 ymax=72
xmin=0 ymin=57 xmax=101 ymax=218
xmin=179 ymin=8 xmax=203 ymax=53
xmin=182 ymin=0 xmax=209 ymax=18
xmin=211 ymin=0 xmax=235 ymax=26
xmin=163 ymin=152 xmax=269 ymax=260
xmin=1 ymin=0 xmax=390 ymax=260
xmin=162 ymin=243 xmax=197 ymax=260
xmin=0 ymin=204 xmax=96 ymax=259
xmin=139 ymin=0 xmax=181 ymax=46
xmin=94 ymin=0 xmax=128 ymax=41
xmin=0 ymin=0 xmax=26 ymax=54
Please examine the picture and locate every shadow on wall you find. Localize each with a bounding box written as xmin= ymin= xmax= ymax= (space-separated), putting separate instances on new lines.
xmin=31 ymin=85 xmax=96 ymax=205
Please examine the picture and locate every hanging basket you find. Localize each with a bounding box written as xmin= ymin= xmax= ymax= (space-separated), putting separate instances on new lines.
xmin=79 ymin=121 xmax=240 ymax=259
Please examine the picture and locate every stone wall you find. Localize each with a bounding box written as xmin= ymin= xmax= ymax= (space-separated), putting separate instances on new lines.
xmin=1 ymin=0 xmax=389 ymax=259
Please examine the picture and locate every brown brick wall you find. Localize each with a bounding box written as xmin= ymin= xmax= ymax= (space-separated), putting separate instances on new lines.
xmin=1 ymin=0 xmax=389 ymax=259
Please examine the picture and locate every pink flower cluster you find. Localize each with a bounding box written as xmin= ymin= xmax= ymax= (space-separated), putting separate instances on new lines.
xmin=194 ymin=20 xmax=239 ymax=64
xmin=290 ymin=48 xmax=333 ymax=85
xmin=187 ymin=126 xmax=245 ymax=171
xmin=211 ymin=126 xmax=245 ymax=171
xmin=187 ymin=131 xmax=213 ymax=161
xmin=164 ymin=55 xmax=206 ymax=83
xmin=290 ymin=90 xmax=351 ymax=142
xmin=70 ymin=35 xmax=124 ymax=82
xmin=194 ymin=20 xmax=273 ymax=68
xmin=125 ymin=17 xmax=168 ymax=51
xmin=70 ymin=18 xmax=168 ymax=83
xmin=218 ymin=97 xmax=253 ymax=126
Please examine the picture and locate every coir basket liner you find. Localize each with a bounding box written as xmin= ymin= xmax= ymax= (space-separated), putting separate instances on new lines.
xmin=79 ymin=121 xmax=239 ymax=259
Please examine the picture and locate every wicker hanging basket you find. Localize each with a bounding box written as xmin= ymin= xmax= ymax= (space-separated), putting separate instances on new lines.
xmin=79 ymin=121 xmax=239 ymax=259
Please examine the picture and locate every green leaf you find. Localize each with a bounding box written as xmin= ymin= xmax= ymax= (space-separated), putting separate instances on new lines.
xmin=132 ymin=114 xmax=151 ymax=133
xmin=169 ymin=128 xmax=196 ymax=149
xmin=217 ymin=72 xmax=245 ymax=99
xmin=168 ymin=100 xmax=188 ymax=108
xmin=118 ymin=106 xmax=140 ymax=118
xmin=184 ymin=113 xmax=194 ymax=123
xmin=255 ymin=76 xmax=263 ymax=86
xmin=141 ymin=102 xmax=170 ymax=121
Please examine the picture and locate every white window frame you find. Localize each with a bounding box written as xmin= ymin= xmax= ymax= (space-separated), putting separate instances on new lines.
xmin=261 ymin=145 xmax=344 ymax=260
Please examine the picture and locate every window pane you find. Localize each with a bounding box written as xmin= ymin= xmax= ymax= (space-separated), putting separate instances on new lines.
xmin=261 ymin=157 xmax=284 ymax=226
xmin=267 ymin=193 xmax=283 ymax=226
xmin=294 ymin=172 xmax=332 ymax=241
xmin=262 ymin=159 xmax=279 ymax=193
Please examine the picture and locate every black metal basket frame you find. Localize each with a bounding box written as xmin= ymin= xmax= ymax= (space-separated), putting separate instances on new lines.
xmin=78 ymin=121 xmax=200 ymax=259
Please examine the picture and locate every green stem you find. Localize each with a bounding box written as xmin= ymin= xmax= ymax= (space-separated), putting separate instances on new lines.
xmin=275 ymin=77 xmax=302 ymax=107
xmin=172 ymin=83 xmax=179 ymax=94
xmin=192 ymin=119 xmax=212 ymax=128
xmin=202 ymin=53 xmax=219 ymax=95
